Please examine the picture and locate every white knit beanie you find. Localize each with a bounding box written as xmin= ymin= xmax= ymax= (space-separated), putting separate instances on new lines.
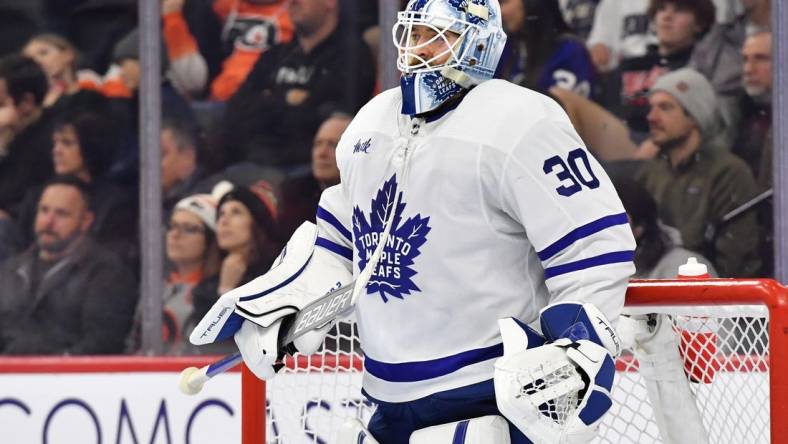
xmin=173 ymin=182 xmax=233 ymax=232
xmin=174 ymin=194 xmax=218 ymax=232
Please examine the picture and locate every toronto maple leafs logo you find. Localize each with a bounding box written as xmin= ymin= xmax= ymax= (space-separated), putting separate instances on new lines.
xmin=353 ymin=138 xmax=372 ymax=154
xmin=352 ymin=175 xmax=431 ymax=303
xmin=422 ymin=71 xmax=461 ymax=103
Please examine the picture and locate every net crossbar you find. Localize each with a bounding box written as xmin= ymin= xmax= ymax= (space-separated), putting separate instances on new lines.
xmin=245 ymin=279 xmax=788 ymax=444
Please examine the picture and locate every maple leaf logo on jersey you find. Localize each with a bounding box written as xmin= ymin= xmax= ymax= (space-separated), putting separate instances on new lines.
xmin=352 ymin=175 xmax=431 ymax=303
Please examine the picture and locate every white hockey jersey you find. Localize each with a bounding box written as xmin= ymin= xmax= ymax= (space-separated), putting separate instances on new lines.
xmin=315 ymin=79 xmax=635 ymax=403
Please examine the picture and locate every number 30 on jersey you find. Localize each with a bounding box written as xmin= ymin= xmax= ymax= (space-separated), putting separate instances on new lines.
xmin=543 ymin=148 xmax=600 ymax=197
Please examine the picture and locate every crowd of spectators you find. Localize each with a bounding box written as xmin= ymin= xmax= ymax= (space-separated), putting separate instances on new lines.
xmin=0 ymin=0 xmax=776 ymax=355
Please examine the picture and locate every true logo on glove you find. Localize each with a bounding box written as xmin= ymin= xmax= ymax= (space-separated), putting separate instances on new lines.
xmin=200 ymin=307 xmax=231 ymax=338
xmin=596 ymin=315 xmax=620 ymax=354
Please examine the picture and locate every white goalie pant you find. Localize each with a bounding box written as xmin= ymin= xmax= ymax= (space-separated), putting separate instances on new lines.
xmin=337 ymin=416 xmax=511 ymax=444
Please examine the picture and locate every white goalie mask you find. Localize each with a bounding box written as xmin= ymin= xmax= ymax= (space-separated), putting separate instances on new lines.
xmin=393 ymin=0 xmax=507 ymax=115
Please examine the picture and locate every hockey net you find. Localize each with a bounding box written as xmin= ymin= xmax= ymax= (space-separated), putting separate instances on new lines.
xmin=244 ymin=279 xmax=787 ymax=443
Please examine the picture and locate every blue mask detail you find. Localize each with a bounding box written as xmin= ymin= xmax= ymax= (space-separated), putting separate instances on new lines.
xmin=396 ymin=0 xmax=508 ymax=115
xmin=401 ymin=71 xmax=463 ymax=115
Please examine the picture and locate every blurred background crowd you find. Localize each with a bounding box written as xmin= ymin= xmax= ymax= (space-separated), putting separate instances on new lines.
xmin=0 ymin=0 xmax=776 ymax=356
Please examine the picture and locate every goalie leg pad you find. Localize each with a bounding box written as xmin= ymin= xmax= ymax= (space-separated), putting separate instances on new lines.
xmin=409 ymin=415 xmax=511 ymax=444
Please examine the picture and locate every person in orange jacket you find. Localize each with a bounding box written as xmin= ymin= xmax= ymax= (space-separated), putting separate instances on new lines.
xmin=162 ymin=0 xmax=294 ymax=100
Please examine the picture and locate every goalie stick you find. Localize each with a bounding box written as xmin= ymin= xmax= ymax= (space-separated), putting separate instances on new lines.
xmin=179 ymin=282 xmax=356 ymax=394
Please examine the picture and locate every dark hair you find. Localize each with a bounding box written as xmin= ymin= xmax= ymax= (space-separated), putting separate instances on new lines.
xmin=613 ymin=178 xmax=670 ymax=274
xmin=54 ymin=112 xmax=115 ymax=179
xmin=0 ymin=54 xmax=48 ymax=106
xmin=217 ymin=185 xmax=280 ymax=263
xmin=647 ymin=0 xmax=716 ymax=38
xmin=162 ymin=118 xmax=203 ymax=160
xmin=519 ymin=0 xmax=573 ymax=90
xmin=42 ymin=174 xmax=94 ymax=211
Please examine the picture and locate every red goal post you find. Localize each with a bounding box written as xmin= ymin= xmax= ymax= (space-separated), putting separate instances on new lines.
xmin=242 ymin=278 xmax=788 ymax=444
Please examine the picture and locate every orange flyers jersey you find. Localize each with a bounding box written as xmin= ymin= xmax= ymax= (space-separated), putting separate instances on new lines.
xmin=210 ymin=0 xmax=295 ymax=100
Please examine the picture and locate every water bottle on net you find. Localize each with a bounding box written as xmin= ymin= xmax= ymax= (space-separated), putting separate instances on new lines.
xmin=675 ymin=258 xmax=721 ymax=383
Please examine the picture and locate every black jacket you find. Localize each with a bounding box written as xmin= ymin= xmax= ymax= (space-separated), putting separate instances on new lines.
xmin=221 ymin=25 xmax=375 ymax=168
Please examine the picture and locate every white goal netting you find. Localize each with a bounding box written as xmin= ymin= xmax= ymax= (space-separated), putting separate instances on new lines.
xmin=262 ymin=305 xmax=771 ymax=444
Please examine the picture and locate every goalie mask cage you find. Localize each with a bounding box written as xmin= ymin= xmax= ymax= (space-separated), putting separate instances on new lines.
xmin=240 ymin=279 xmax=788 ymax=443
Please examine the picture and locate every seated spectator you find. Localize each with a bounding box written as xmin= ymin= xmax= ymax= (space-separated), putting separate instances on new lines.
xmin=0 ymin=175 xmax=138 ymax=355
xmin=0 ymin=54 xmax=55 ymax=214
xmin=23 ymin=34 xmax=79 ymax=108
xmin=162 ymin=118 xmax=209 ymax=217
xmin=498 ymin=0 xmax=595 ymax=97
xmin=220 ymin=0 xmax=375 ymax=170
xmin=22 ymin=33 xmax=116 ymax=118
xmin=192 ymin=182 xmax=281 ymax=322
xmin=734 ymin=31 xmax=773 ymax=275
xmin=278 ymin=112 xmax=350 ymax=237
xmin=162 ymin=0 xmax=294 ymax=100
xmin=614 ymin=177 xmax=716 ymax=278
xmin=685 ymin=0 xmax=772 ymax=135
xmin=13 ymin=112 xmax=138 ymax=257
xmin=127 ymin=190 xmax=222 ymax=354
xmin=636 ymin=68 xmax=761 ymax=277
xmin=587 ymin=0 xmax=653 ymax=72
xmin=619 ymin=0 xmax=716 ymax=138
xmin=734 ymin=31 xmax=772 ymax=188
xmin=105 ymin=28 xmax=197 ymax=124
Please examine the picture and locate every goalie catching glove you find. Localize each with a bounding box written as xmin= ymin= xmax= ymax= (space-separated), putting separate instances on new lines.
xmin=189 ymin=222 xmax=352 ymax=379
xmin=493 ymin=302 xmax=619 ymax=444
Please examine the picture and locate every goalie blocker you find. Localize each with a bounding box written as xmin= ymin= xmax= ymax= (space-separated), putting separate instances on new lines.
xmin=189 ymin=221 xmax=353 ymax=380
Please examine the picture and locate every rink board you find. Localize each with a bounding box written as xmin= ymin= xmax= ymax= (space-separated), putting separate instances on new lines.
xmin=0 ymin=357 xmax=769 ymax=444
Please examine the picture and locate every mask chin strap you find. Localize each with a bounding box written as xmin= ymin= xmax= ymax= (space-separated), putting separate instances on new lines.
xmin=440 ymin=66 xmax=474 ymax=89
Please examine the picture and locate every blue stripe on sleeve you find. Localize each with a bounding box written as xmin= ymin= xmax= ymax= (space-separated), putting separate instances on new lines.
xmin=364 ymin=343 xmax=503 ymax=383
xmin=316 ymin=206 xmax=352 ymax=242
xmin=315 ymin=236 xmax=353 ymax=261
xmin=544 ymin=250 xmax=634 ymax=279
xmin=537 ymin=213 xmax=629 ymax=261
